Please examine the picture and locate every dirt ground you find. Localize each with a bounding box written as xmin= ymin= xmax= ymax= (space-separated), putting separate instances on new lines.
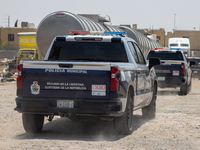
xmin=0 ymin=79 xmax=200 ymax=150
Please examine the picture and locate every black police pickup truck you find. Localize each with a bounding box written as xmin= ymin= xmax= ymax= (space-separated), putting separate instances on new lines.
xmin=15 ymin=31 xmax=160 ymax=135
xmin=146 ymin=49 xmax=195 ymax=95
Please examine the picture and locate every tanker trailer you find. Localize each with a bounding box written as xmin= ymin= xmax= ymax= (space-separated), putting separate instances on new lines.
xmin=36 ymin=11 xmax=161 ymax=57
xmin=118 ymin=26 xmax=162 ymax=57
xmin=36 ymin=11 xmax=121 ymax=57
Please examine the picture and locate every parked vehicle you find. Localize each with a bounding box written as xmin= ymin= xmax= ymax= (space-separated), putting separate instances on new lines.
xmin=15 ymin=31 xmax=160 ymax=135
xmin=16 ymin=32 xmax=42 ymax=63
xmin=187 ymin=56 xmax=200 ymax=79
xmin=146 ymin=49 xmax=195 ymax=95
xmin=168 ymin=38 xmax=190 ymax=56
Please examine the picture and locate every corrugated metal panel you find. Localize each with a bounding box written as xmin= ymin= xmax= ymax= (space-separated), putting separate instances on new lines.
xmin=37 ymin=11 xmax=109 ymax=56
xmin=118 ymin=26 xmax=162 ymax=56
xmin=37 ymin=11 xmax=162 ymax=57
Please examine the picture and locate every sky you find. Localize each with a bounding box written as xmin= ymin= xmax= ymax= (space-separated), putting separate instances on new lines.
xmin=1 ymin=0 xmax=200 ymax=33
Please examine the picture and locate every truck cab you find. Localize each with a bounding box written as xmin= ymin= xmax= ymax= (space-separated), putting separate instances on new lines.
xmin=168 ymin=38 xmax=190 ymax=56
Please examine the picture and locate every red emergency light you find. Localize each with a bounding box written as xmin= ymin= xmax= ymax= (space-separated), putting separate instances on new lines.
xmin=153 ymin=47 xmax=164 ymax=50
xmin=70 ymin=31 xmax=90 ymax=35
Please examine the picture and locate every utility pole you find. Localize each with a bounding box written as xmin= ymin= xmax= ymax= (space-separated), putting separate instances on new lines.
xmin=173 ymin=14 xmax=176 ymax=37
xmin=174 ymin=14 xmax=176 ymax=30
xmin=8 ymin=15 xmax=10 ymax=27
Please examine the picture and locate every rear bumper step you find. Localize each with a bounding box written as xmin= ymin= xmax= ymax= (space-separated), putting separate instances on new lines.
xmin=14 ymin=97 xmax=123 ymax=117
xmin=157 ymin=76 xmax=186 ymax=88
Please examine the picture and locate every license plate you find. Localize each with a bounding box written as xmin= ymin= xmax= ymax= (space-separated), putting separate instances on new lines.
xmin=194 ymin=71 xmax=198 ymax=73
xmin=57 ymin=100 xmax=74 ymax=108
xmin=158 ymin=77 xmax=165 ymax=81
xmin=173 ymin=70 xmax=179 ymax=76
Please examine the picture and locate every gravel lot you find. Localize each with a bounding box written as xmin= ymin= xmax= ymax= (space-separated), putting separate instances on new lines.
xmin=0 ymin=79 xmax=200 ymax=150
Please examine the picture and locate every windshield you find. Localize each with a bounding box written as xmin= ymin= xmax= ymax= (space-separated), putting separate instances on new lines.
xmin=180 ymin=44 xmax=189 ymax=47
xmin=48 ymin=41 xmax=128 ymax=62
xmin=21 ymin=50 xmax=35 ymax=55
xmin=170 ymin=43 xmax=178 ymax=47
xmin=147 ymin=52 xmax=184 ymax=61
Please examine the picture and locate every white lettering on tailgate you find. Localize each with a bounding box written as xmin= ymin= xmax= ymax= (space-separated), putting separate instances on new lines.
xmin=44 ymin=82 xmax=87 ymax=90
xmin=44 ymin=69 xmax=87 ymax=74
xmin=67 ymin=70 xmax=87 ymax=74
xmin=45 ymin=69 xmax=65 ymax=72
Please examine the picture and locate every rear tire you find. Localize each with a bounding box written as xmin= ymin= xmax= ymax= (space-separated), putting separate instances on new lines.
xmin=22 ymin=113 xmax=44 ymax=133
xmin=114 ymin=94 xmax=133 ymax=135
xmin=142 ymin=83 xmax=157 ymax=119
xmin=188 ymin=79 xmax=192 ymax=93
xmin=180 ymin=82 xmax=188 ymax=95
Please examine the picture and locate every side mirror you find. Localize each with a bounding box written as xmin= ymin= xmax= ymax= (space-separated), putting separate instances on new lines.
xmin=149 ymin=57 xmax=161 ymax=69
xmin=189 ymin=61 xmax=195 ymax=67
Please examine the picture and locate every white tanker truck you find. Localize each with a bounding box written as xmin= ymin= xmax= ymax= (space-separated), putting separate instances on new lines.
xmin=36 ymin=11 xmax=161 ymax=57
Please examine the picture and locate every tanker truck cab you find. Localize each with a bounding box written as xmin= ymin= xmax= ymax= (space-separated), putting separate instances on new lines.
xmin=15 ymin=31 xmax=160 ymax=135
xmin=168 ymin=38 xmax=190 ymax=56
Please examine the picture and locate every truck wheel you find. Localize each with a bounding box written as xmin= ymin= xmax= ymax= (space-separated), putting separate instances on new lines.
xmin=114 ymin=94 xmax=133 ymax=135
xmin=22 ymin=113 xmax=44 ymax=133
xmin=188 ymin=79 xmax=192 ymax=92
xmin=142 ymin=84 xmax=157 ymax=119
xmin=180 ymin=82 xmax=188 ymax=95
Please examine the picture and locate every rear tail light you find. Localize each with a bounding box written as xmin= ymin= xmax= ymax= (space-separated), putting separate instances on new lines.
xmin=110 ymin=67 xmax=119 ymax=91
xmin=17 ymin=64 xmax=23 ymax=89
xmin=181 ymin=63 xmax=185 ymax=74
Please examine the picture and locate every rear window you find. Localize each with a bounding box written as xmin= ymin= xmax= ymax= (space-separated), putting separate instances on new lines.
xmin=170 ymin=44 xmax=178 ymax=47
xmin=147 ymin=52 xmax=184 ymax=61
xmin=48 ymin=41 xmax=128 ymax=62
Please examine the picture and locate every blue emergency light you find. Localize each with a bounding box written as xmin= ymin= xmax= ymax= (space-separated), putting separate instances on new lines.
xmin=70 ymin=30 xmax=126 ymax=36
xmin=104 ymin=31 xmax=126 ymax=36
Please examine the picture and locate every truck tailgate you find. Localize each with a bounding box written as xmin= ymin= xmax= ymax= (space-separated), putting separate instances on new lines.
xmin=22 ymin=61 xmax=111 ymax=99
xmin=154 ymin=62 xmax=183 ymax=77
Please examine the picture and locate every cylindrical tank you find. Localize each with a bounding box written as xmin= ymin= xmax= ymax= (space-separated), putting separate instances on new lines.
xmin=37 ymin=11 xmax=162 ymax=57
xmin=118 ymin=26 xmax=162 ymax=56
xmin=36 ymin=11 xmax=121 ymax=57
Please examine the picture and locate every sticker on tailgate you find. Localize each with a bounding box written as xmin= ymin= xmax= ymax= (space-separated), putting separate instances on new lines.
xmin=173 ymin=70 xmax=179 ymax=76
xmin=30 ymin=81 xmax=40 ymax=94
xmin=92 ymin=85 xmax=106 ymax=96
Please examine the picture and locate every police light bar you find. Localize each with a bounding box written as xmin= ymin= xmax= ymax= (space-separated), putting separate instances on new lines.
xmin=104 ymin=31 xmax=126 ymax=36
xmin=70 ymin=30 xmax=126 ymax=36
xmin=70 ymin=31 xmax=90 ymax=35
xmin=153 ymin=47 xmax=163 ymax=50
